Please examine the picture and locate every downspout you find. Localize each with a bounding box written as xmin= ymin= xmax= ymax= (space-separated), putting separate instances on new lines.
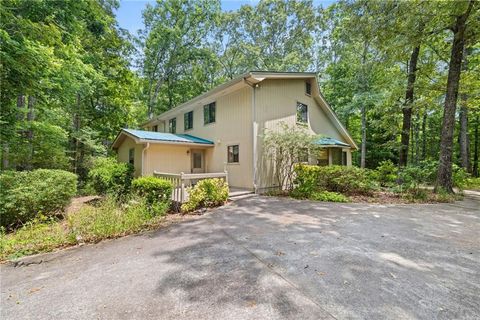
xmin=142 ymin=142 xmax=150 ymax=176
xmin=245 ymin=77 xmax=258 ymax=193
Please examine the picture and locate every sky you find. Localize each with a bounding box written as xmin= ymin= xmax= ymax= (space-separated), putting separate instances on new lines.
xmin=115 ymin=0 xmax=337 ymax=35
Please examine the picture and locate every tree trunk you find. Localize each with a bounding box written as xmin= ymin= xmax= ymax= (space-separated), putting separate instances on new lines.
xmin=399 ymin=45 xmax=421 ymax=167
xmin=473 ymin=114 xmax=479 ymax=177
xmin=435 ymin=0 xmax=475 ymax=193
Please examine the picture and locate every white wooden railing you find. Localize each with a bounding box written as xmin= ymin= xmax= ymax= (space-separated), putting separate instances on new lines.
xmin=153 ymin=171 xmax=228 ymax=210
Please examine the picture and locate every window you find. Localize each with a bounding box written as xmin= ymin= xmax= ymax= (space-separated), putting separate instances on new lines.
xmin=184 ymin=111 xmax=193 ymax=130
xmin=342 ymin=151 xmax=347 ymax=166
xmin=305 ymin=81 xmax=312 ymax=95
xmin=128 ymin=148 xmax=134 ymax=165
xmin=169 ymin=118 xmax=176 ymax=133
xmin=317 ymin=149 xmax=328 ymax=166
xmin=203 ymin=102 xmax=216 ymax=124
xmin=297 ymin=102 xmax=308 ymax=124
xmin=152 ymin=125 xmax=158 ymax=132
xmin=227 ymin=145 xmax=239 ymax=163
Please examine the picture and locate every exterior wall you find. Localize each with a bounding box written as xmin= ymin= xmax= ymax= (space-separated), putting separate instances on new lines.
xmin=116 ymin=136 xmax=143 ymax=177
xmin=143 ymin=144 xmax=194 ymax=176
xmin=145 ymin=86 xmax=254 ymax=189
xmin=254 ymin=79 xmax=351 ymax=190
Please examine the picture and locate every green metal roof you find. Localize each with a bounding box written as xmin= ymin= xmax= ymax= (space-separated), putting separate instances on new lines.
xmin=316 ymin=137 xmax=350 ymax=147
xmin=123 ymin=129 xmax=214 ymax=145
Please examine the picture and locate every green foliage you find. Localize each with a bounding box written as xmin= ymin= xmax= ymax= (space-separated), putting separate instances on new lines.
xmin=459 ymin=177 xmax=480 ymax=191
xmin=1 ymin=196 xmax=169 ymax=260
xmin=292 ymin=164 xmax=321 ymax=198
xmin=88 ymin=157 xmax=134 ymax=197
xmin=68 ymin=197 xmax=163 ymax=243
xmin=181 ymin=178 xmax=229 ymax=212
xmin=317 ymin=165 xmax=376 ymax=195
xmin=0 ymin=169 xmax=77 ymax=229
xmin=263 ymin=123 xmax=321 ymax=190
xmin=375 ymin=160 xmax=398 ymax=187
xmin=310 ymin=191 xmax=349 ymax=202
xmin=132 ymin=176 xmax=173 ymax=213
xmin=0 ymin=217 xmax=75 ymax=261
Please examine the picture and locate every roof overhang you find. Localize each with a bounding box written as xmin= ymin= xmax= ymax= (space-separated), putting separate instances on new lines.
xmin=112 ymin=129 xmax=214 ymax=149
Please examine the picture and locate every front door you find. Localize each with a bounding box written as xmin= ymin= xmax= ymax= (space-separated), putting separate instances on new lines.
xmin=191 ymin=150 xmax=204 ymax=173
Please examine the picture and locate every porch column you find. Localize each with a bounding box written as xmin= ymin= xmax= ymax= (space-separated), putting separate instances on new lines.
xmin=328 ymin=149 xmax=333 ymax=165
xmin=342 ymin=148 xmax=352 ymax=166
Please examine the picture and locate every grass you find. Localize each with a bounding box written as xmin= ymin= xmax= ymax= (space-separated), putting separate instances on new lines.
xmin=0 ymin=197 xmax=169 ymax=261
xmin=460 ymin=177 xmax=480 ymax=191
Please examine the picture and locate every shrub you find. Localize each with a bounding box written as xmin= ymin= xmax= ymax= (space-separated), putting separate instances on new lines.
xmin=292 ymin=164 xmax=321 ymax=198
xmin=310 ymin=191 xmax=349 ymax=202
xmin=0 ymin=169 xmax=77 ymax=229
xmin=88 ymin=157 xmax=133 ymax=197
xmin=317 ymin=165 xmax=376 ymax=195
xmin=132 ymin=176 xmax=173 ymax=214
xmin=459 ymin=177 xmax=480 ymax=191
xmin=181 ymin=178 xmax=229 ymax=212
xmin=375 ymin=160 xmax=398 ymax=187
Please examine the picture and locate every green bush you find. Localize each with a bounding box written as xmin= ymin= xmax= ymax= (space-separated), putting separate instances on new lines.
xmin=132 ymin=176 xmax=173 ymax=214
xmin=181 ymin=178 xmax=229 ymax=212
xmin=88 ymin=157 xmax=133 ymax=197
xmin=317 ymin=165 xmax=376 ymax=195
xmin=292 ymin=164 xmax=321 ymax=198
xmin=375 ymin=160 xmax=398 ymax=187
xmin=0 ymin=169 xmax=77 ymax=229
xmin=459 ymin=177 xmax=480 ymax=191
xmin=310 ymin=191 xmax=349 ymax=202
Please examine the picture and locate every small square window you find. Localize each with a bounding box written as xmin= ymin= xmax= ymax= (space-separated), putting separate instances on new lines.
xmin=227 ymin=145 xmax=239 ymax=163
xmin=305 ymin=81 xmax=312 ymax=95
xmin=152 ymin=125 xmax=158 ymax=132
xmin=169 ymin=118 xmax=176 ymax=133
xmin=184 ymin=111 xmax=193 ymax=130
xmin=297 ymin=102 xmax=308 ymax=124
xmin=204 ymin=102 xmax=216 ymax=124
xmin=128 ymin=148 xmax=134 ymax=165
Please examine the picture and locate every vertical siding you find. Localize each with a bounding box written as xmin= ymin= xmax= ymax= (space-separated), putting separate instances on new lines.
xmin=147 ymin=86 xmax=254 ymax=189
xmin=255 ymin=79 xmax=350 ymax=189
xmin=144 ymin=144 xmax=194 ymax=176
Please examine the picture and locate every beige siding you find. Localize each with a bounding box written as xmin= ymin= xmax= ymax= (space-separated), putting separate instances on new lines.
xmin=117 ymin=136 xmax=143 ymax=177
xmin=149 ymin=86 xmax=254 ymax=189
xmin=255 ymin=79 xmax=350 ymax=190
xmin=143 ymin=144 xmax=193 ymax=176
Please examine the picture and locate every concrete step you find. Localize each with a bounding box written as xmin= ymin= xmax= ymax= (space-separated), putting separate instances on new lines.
xmin=228 ymin=190 xmax=256 ymax=200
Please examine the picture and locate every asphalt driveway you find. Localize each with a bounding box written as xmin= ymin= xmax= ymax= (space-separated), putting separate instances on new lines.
xmin=1 ymin=194 xmax=479 ymax=320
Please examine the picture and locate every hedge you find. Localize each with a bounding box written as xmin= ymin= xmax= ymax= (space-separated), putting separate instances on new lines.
xmin=132 ymin=176 xmax=173 ymax=214
xmin=88 ymin=157 xmax=134 ymax=197
xmin=0 ymin=169 xmax=77 ymax=229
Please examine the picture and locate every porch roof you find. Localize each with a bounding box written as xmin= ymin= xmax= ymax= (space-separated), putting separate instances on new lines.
xmin=316 ymin=137 xmax=350 ymax=148
xmin=112 ymin=129 xmax=214 ymax=148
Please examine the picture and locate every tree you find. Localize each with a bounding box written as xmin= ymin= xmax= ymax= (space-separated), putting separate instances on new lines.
xmin=436 ymin=0 xmax=476 ymax=192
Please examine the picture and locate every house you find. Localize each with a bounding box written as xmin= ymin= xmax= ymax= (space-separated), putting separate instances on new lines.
xmin=112 ymin=71 xmax=357 ymax=193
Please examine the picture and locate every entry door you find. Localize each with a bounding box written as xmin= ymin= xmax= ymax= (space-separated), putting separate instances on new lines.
xmin=191 ymin=150 xmax=204 ymax=173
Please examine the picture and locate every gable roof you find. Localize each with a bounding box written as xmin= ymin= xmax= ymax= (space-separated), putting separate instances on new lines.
xmin=143 ymin=71 xmax=358 ymax=150
xmin=112 ymin=129 xmax=214 ymax=149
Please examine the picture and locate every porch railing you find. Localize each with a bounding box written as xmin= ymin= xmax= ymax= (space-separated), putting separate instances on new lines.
xmin=153 ymin=171 xmax=228 ymax=210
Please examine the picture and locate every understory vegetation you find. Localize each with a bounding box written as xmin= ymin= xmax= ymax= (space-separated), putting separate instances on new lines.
xmin=0 ymin=159 xmax=230 ymax=261
xmin=291 ymin=162 xmax=471 ymax=203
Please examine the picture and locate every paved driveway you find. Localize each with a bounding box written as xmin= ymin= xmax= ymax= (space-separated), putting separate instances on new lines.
xmin=1 ymin=195 xmax=479 ymax=320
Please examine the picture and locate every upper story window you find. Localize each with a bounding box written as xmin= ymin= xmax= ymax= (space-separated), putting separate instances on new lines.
xmin=169 ymin=118 xmax=176 ymax=133
xmin=203 ymin=102 xmax=216 ymax=125
xmin=227 ymin=145 xmax=239 ymax=163
xmin=152 ymin=125 xmax=158 ymax=132
xmin=297 ymin=102 xmax=308 ymax=124
xmin=305 ymin=81 xmax=312 ymax=95
xmin=184 ymin=111 xmax=193 ymax=131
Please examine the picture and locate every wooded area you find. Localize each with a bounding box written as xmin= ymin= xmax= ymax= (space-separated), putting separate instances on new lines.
xmin=1 ymin=0 xmax=479 ymax=192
